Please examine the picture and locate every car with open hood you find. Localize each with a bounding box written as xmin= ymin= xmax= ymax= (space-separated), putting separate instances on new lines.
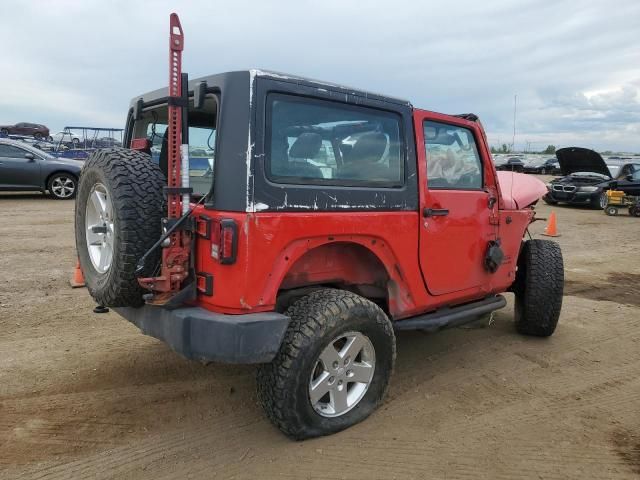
xmin=543 ymin=147 xmax=615 ymax=209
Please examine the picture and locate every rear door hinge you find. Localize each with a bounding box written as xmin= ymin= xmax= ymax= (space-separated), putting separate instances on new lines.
xmin=196 ymin=215 xmax=211 ymax=239
xmin=196 ymin=272 xmax=214 ymax=296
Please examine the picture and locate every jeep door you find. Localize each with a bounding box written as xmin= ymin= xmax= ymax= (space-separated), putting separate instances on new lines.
xmin=414 ymin=111 xmax=498 ymax=296
xmin=0 ymin=144 xmax=42 ymax=190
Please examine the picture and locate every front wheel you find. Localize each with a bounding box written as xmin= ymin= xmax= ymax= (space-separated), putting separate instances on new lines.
xmin=605 ymin=206 xmax=618 ymax=216
xmin=47 ymin=173 xmax=77 ymax=199
xmin=591 ymin=190 xmax=607 ymax=210
xmin=513 ymin=240 xmax=564 ymax=337
xmin=540 ymin=168 xmax=547 ymax=175
xmin=257 ymin=289 xmax=395 ymax=440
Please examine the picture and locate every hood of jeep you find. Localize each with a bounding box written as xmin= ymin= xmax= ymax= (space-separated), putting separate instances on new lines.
xmin=555 ymin=147 xmax=611 ymax=177
xmin=496 ymin=171 xmax=548 ymax=209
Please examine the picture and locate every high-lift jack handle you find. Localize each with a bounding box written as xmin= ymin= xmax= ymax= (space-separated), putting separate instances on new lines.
xmin=137 ymin=13 xmax=192 ymax=302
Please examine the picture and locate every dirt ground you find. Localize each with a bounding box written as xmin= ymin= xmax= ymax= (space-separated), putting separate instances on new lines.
xmin=1 ymin=182 xmax=639 ymax=479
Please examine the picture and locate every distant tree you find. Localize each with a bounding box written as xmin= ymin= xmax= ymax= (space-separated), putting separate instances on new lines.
xmin=490 ymin=146 xmax=498 ymax=153
xmin=501 ymin=143 xmax=510 ymax=153
xmin=542 ymin=145 xmax=556 ymax=154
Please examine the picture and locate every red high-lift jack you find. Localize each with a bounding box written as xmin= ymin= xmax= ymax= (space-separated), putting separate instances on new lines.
xmin=137 ymin=13 xmax=193 ymax=304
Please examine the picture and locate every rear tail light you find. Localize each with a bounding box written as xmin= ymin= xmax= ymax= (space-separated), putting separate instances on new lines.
xmin=211 ymin=219 xmax=238 ymax=264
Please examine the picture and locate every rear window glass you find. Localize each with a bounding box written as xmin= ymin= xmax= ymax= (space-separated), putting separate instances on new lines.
xmin=138 ymin=95 xmax=217 ymax=196
xmin=267 ymin=95 xmax=404 ymax=187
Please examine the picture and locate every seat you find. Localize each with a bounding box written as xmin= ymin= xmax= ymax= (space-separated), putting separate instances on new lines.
xmin=338 ymin=132 xmax=390 ymax=181
xmin=272 ymin=132 xmax=324 ymax=179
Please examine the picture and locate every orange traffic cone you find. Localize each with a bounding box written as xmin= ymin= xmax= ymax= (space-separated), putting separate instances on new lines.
xmin=70 ymin=259 xmax=86 ymax=288
xmin=542 ymin=211 xmax=560 ymax=237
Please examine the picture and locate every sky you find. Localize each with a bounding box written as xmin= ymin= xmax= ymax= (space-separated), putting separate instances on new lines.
xmin=1 ymin=0 xmax=639 ymax=153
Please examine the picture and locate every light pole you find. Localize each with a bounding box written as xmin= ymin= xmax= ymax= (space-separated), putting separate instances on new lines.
xmin=512 ymin=94 xmax=517 ymax=152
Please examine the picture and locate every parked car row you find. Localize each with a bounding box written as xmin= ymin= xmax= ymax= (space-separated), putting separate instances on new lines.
xmin=493 ymin=155 xmax=562 ymax=174
xmin=2 ymin=133 xmax=637 ymax=207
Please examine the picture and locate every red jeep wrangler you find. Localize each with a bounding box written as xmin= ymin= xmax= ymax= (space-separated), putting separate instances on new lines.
xmin=74 ymin=15 xmax=563 ymax=439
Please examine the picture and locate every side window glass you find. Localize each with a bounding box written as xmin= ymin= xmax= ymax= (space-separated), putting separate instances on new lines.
xmin=268 ymin=95 xmax=404 ymax=187
xmin=424 ymin=121 xmax=482 ymax=189
xmin=0 ymin=145 xmax=26 ymax=158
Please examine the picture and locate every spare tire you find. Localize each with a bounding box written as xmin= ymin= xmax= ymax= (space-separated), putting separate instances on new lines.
xmin=75 ymin=148 xmax=165 ymax=307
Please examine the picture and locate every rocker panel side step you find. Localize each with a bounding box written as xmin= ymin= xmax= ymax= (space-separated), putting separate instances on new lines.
xmin=393 ymin=295 xmax=507 ymax=332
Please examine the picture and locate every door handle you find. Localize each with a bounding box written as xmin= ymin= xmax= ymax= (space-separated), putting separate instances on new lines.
xmin=423 ymin=208 xmax=449 ymax=217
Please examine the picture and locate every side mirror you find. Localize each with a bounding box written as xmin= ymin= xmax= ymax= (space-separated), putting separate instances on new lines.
xmin=626 ymin=174 xmax=634 ymax=181
xmin=24 ymin=153 xmax=35 ymax=161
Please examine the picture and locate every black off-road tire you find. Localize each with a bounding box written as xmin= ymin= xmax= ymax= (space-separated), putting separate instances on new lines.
xmin=75 ymin=148 xmax=165 ymax=307
xmin=513 ymin=240 xmax=564 ymax=337
xmin=257 ymin=288 xmax=396 ymax=440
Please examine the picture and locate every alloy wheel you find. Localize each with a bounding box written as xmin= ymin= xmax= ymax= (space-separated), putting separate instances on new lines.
xmin=599 ymin=191 xmax=607 ymax=209
xmin=85 ymin=183 xmax=115 ymax=273
xmin=309 ymin=331 xmax=376 ymax=418
xmin=51 ymin=175 xmax=76 ymax=199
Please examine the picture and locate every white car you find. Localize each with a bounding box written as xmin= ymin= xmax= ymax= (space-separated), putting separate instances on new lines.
xmin=50 ymin=131 xmax=81 ymax=146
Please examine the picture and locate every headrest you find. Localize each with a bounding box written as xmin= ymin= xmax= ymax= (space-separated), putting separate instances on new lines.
xmin=350 ymin=132 xmax=387 ymax=163
xmin=289 ymin=133 xmax=322 ymax=159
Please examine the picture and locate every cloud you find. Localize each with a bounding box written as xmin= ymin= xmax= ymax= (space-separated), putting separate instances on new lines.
xmin=1 ymin=0 xmax=639 ymax=151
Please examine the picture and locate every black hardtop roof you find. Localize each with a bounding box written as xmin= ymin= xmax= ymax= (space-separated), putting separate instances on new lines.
xmin=131 ymin=69 xmax=412 ymax=108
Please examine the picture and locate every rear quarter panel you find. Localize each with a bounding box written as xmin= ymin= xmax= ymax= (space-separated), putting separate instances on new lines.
xmin=193 ymin=209 xmax=432 ymax=318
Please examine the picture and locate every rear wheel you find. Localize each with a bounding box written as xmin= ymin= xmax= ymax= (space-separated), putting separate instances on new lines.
xmin=257 ymin=288 xmax=395 ymax=440
xmin=0 ymin=128 xmax=8 ymax=135
xmin=75 ymin=148 xmax=165 ymax=307
xmin=47 ymin=173 xmax=77 ymax=199
xmin=513 ymin=240 xmax=564 ymax=337
xmin=34 ymin=132 xmax=43 ymax=140
xmin=629 ymin=206 xmax=640 ymax=217
xmin=540 ymin=168 xmax=547 ymax=175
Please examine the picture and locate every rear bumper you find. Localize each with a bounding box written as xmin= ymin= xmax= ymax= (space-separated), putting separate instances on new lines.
xmin=113 ymin=305 xmax=290 ymax=364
